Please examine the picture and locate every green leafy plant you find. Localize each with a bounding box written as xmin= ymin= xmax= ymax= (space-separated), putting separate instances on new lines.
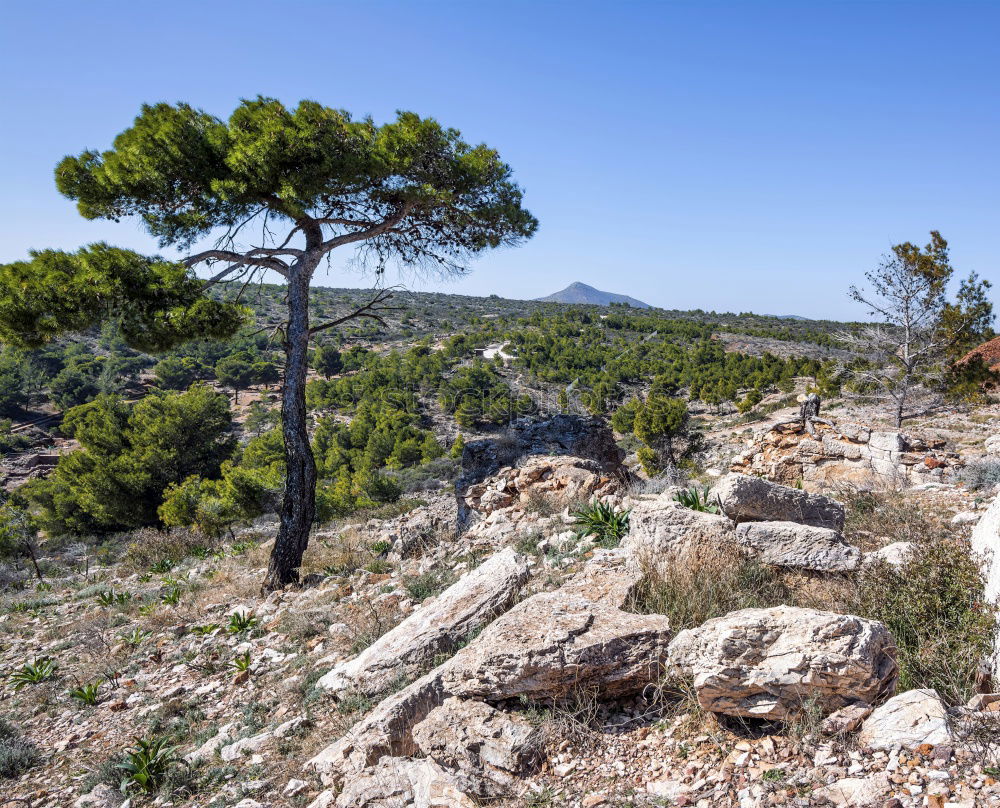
xmin=95 ymin=589 xmax=116 ymax=606
xmin=229 ymin=651 xmax=252 ymax=675
xmin=191 ymin=623 xmax=219 ymax=636
xmin=9 ymin=657 xmax=59 ymax=690
xmin=364 ymin=558 xmax=392 ymax=574
xmin=116 ymin=736 xmax=186 ymax=794
xmin=672 ymin=485 xmax=720 ymax=513
xmin=97 ymin=589 xmax=133 ymax=607
xmin=160 ymin=585 xmax=182 ymax=606
xmin=227 ymin=611 xmax=258 ymax=634
xmin=122 ymin=628 xmax=151 ymax=646
xmin=570 ymin=500 xmax=631 ymax=548
xmin=69 ymin=681 xmax=102 ymax=706
xmin=149 ymin=559 xmax=174 ymax=574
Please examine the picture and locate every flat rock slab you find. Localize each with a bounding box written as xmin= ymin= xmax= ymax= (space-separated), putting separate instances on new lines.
xmin=668 ymin=605 xmax=897 ymax=720
xmin=333 ymin=756 xmax=476 ymax=808
xmin=711 ymin=473 xmax=845 ymax=531
xmin=622 ymin=499 xmax=734 ymax=576
xmin=413 ymin=697 xmax=542 ymax=798
xmin=317 ymin=547 xmax=529 ymax=697
xmin=440 ymin=589 xmax=672 ymax=703
xmin=858 ymin=688 xmax=953 ymax=750
xmin=734 ymin=521 xmax=860 ymax=572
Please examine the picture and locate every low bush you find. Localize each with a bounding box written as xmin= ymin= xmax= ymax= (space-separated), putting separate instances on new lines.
xmin=0 ymin=719 xmax=41 ymax=778
xmin=404 ymin=568 xmax=456 ymax=602
xmin=850 ymin=541 xmax=995 ymax=705
xmin=121 ymin=526 xmax=213 ymax=572
xmin=629 ymin=546 xmax=799 ymax=631
xmin=960 ymin=459 xmax=1000 ymax=493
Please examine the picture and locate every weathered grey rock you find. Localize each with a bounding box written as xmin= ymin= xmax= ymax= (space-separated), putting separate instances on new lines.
xmin=73 ymin=784 xmax=121 ymax=808
xmin=309 ymin=671 xmax=446 ymax=783
xmin=334 ymin=757 xmax=476 ymax=808
xmin=668 ymin=606 xmax=897 ymax=720
xmin=711 ymin=473 xmax=845 ymax=530
xmin=813 ymin=773 xmax=890 ymax=807
xmin=412 ymin=698 xmax=542 ymax=798
xmin=439 ymin=587 xmax=671 ymax=703
xmin=820 ymin=701 xmax=873 ymax=735
xmin=622 ymin=498 xmax=734 ymax=576
xmin=985 ymin=434 xmax=1000 ymax=456
xmin=858 ymin=689 xmax=953 ymax=750
xmin=734 ymin=521 xmax=860 ymax=572
xmin=317 ymin=548 xmax=529 ymax=697
xmin=463 ymin=455 xmax=615 ymax=517
xmin=862 ymin=541 xmax=916 ymax=570
xmin=308 ymin=556 xmax=669 ymax=786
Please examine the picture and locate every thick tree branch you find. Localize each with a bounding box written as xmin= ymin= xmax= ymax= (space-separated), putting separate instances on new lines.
xmin=184 ymin=249 xmax=291 ymax=273
xmin=319 ymin=203 xmax=414 ymax=253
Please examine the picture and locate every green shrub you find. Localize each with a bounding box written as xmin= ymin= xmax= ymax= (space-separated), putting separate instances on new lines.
xmin=570 ymin=500 xmax=630 ymax=548
xmin=0 ymin=719 xmax=41 ymax=778
xmin=403 ymin=569 xmax=456 ymax=602
xmin=851 ymin=540 xmax=996 ymax=705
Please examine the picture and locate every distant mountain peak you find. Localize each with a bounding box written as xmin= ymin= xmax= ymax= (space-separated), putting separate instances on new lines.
xmin=536 ymin=281 xmax=651 ymax=309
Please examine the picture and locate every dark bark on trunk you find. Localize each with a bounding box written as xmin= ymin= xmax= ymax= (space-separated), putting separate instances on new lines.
xmin=23 ymin=540 xmax=43 ymax=582
xmin=263 ymin=271 xmax=317 ymax=591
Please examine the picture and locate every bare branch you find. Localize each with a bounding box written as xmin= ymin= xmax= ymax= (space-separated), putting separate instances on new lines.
xmin=308 ymin=287 xmax=403 ymax=337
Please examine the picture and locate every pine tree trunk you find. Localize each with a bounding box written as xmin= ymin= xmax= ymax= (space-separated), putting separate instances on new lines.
xmin=263 ymin=272 xmax=317 ymax=591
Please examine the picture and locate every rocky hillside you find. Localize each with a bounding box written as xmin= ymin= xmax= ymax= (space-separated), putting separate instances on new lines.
xmin=3 ymin=416 xmax=1000 ymax=807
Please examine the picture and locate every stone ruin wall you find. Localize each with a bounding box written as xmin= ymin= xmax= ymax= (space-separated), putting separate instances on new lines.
xmin=730 ymin=420 xmax=961 ymax=490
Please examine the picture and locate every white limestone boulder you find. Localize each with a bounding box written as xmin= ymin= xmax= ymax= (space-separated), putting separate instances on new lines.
xmin=668 ymin=606 xmax=897 ymax=720
xmin=857 ymin=688 xmax=953 ymax=750
xmin=711 ymin=473 xmax=845 ymax=531
xmin=317 ymin=547 xmax=529 ymax=697
xmin=734 ymin=521 xmax=860 ymax=572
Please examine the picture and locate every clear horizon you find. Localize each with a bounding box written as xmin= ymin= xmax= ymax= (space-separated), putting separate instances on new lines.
xmin=1 ymin=0 xmax=997 ymax=321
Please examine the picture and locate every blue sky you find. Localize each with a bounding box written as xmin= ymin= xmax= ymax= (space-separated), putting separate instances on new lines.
xmin=1 ymin=0 xmax=997 ymax=320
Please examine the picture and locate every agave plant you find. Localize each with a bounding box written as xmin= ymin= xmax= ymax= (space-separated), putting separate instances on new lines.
xmin=227 ymin=611 xmax=258 ymax=634
xmin=229 ymin=651 xmax=252 ymax=676
xmin=68 ymin=681 xmax=102 ymax=706
xmin=149 ymin=559 xmax=174 ymax=574
xmin=672 ymin=485 xmax=720 ymax=514
xmin=570 ymin=500 xmax=631 ymax=548
xmin=117 ymin=736 xmax=187 ymax=794
xmin=9 ymin=658 xmax=59 ymax=690
xmin=160 ymin=586 xmax=182 ymax=606
xmin=122 ymin=627 xmax=152 ymax=647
